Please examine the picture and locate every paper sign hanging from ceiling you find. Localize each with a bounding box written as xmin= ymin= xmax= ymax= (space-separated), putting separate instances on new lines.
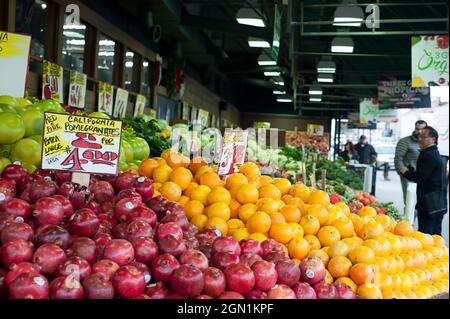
xmin=133 ymin=95 xmax=146 ymax=118
xmin=68 ymin=70 xmax=87 ymax=109
xmin=411 ymin=35 xmax=449 ymax=87
xmin=360 ymin=98 xmax=399 ymax=123
xmin=378 ymin=78 xmax=431 ymax=109
xmin=42 ymin=60 xmax=64 ymax=103
xmin=0 ymin=31 xmax=31 ymax=97
xmin=113 ymin=88 xmax=129 ymax=118
xmin=41 ymin=113 xmax=122 ymax=175
xmin=98 ymin=82 xmax=114 ymax=115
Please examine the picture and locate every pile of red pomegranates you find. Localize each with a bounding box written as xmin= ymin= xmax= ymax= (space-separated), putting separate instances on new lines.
xmin=0 ymin=164 xmax=355 ymax=299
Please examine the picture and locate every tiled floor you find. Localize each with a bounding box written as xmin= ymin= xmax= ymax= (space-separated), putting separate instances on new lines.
xmin=375 ymin=172 xmax=449 ymax=245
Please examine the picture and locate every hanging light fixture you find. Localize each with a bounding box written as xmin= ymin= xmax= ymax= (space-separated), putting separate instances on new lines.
xmin=277 ymin=95 xmax=292 ymax=103
xmin=318 ymin=74 xmax=334 ymax=83
xmin=264 ymin=71 xmax=281 ymax=76
xmin=317 ymin=59 xmax=336 ymax=73
xmin=258 ymin=53 xmax=276 ymax=66
xmin=309 ymin=96 xmax=322 ymax=102
xmin=248 ymin=37 xmax=271 ymax=48
xmin=331 ymin=36 xmax=354 ymax=53
xmin=309 ymin=85 xmax=323 ymax=95
xmin=273 ymin=90 xmax=286 ymax=95
xmin=237 ymin=8 xmax=265 ymax=27
xmin=272 ymin=76 xmax=285 ymax=86
xmin=333 ymin=0 xmax=364 ymax=27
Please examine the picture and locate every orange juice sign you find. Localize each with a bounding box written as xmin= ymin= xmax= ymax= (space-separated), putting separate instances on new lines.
xmin=41 ymin=113 xmax=122 ymax=175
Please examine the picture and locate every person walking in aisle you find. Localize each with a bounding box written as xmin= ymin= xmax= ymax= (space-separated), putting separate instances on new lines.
xmin=400 ymin=126 xmax=447 ymax=235
xmin=355 ymin=135 xmax=378 ymax=165
xmin=339 ymin=141 xmax=359 ymax=163
xmin=395 ymin=120 xmax=428 ymax=205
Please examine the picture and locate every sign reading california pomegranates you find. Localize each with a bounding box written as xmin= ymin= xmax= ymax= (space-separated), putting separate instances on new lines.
xmin=41 ymin=113 xmax=122 ymax=175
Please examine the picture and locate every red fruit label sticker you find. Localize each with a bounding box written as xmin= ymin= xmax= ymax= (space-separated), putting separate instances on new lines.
xmin=306 ymin=269 xmax=315 ymax=278
xmin=33 ymin=277 xmax=46 ymax=286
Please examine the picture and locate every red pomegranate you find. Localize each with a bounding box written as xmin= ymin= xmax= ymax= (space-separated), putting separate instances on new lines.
xmin=115 ymin=172 xmax=138 ymax=192
xmin=98 ymin=214 xmax=118 ymax=230
xmin=32 ymin=243 xmax=66 ymax=276
xmin=202 ymin=267 xmax=226 ymax=298
xmin=245 ymin=289 xmax=268 ymax=299
xmin=313 ymin=282 xmax=337 ymax=299
xmin=1 ymin=222 xmax=34 ymax=243
xmin=183 ymin=224 xmax=199 ymax=239
xmin=0 ymin=187 xmax=14 ymax=211
xmin=161 ymin=212 xmax=190 ymax=231
xmin=100 ymin=202 xmax=115 ymax=217
xmin=267 ymin=284 xmax=296 ymax=299
xmin=82 ymin=274 xmax=114 ymax=299
xmin=131 ymin=177 xmax=154 ymax=202
xmin=69 ymin=208 xmax=100 ymax=237
xmin=334 ymin=282 xmax=356 ymax=299
xmin=57 ymin=256 xmax=91 ymax=281
xmin=132 ymin=237 xmax=159 ymax=264
xmin=150 ymin=253 xmax=180 ymax=285
xmin=212 ymin=236 xmax=241 ymax=256
xmin=179 ymin=249 xmax=209 ymax=270
xmin=8 ymin=273 xmax=49 ymax=299
xmin=299 ymin=257 xmax=326 ymax=285
xmin=135 ymin=294 xmax=151 ymax=299
xmin=158 ymin=234 xmax=186 ymax=257
xmin=54 ymin=171 xmax=72 ymax=186
xmin=32 ymin=197 xmax=65 ymax=226
xmin=261 ymin=239 xmax=284 ymax=255
xmin=1 ymin=239 xmax=34 ymax=268
xmin=116 ymin=189 xmax=142 ymax=203
xmin=163 ymin=201 xmax=184 ymax=214
xmin=252 ymin=260 xmax=278 ymax=291
xmin=103 ymin=239 xmax=135 ymax=266
xmin=0 ymin=178 xmax=16 ymax=195
xmin=211 ymin=252 xmax=239 ymax=271
xmin=35 ymin=225 xmax=70 ymax=249
xmin=111 ymin=223 xmax=128 ymax=239
xmin=111 ymin=265 xmax=146 ymax=299
xmin=155 ymin=222 xmax=183 ymax=242
xmin=0 ymin=268 xmax=6 ymax=298
xmin=145 ymin=281 xmax=169 ymax=299
xmin=240 ymin=239 xmax=263 ymax=256
xmin=50 ymin=276 xmax=84 ymax=299
xmin=1 ymin=164 xmax=28 ymax=183
xmin=5 ymin=262 xmax=40 ymax=287
xmin=85 ymin=201 xmax=102 ymax=215
xmin=170 ymin=264 xmax=204 ymax=298
xmin=126 ymin=220 xmax=153 ymax=242
xmin=218 ymin=291 xmax=244 ymax=299
xmin=126 ymin=206 xmax=157 ymax=228
xmin=183 ymin=237 xmax=199 ymax=250
xmin=92 ymin=181 xmax=115 ymax=204
xmin=224 ymin=263 xmax=255 ymax=294
xmin=114 ymin=197 xmax=143 ymax=223
xmin=2 ymin=199 xmax=32 ymax=222
xmin=146 ymin=196 xmax=168 ymax=215
xmin=29 ymin=179 xmax=58 ymax=203
xmin=276 ymin=260 xmax=301 ymax=287
xmin=91 ymin=259 xmax=120 ymax=281
xmin=263 ymin=250 xmax=288 ymax=264
xmin=51 ymin=195 xmax=74 ymax=219
xmin=67 ymin=237 xmax=98 ymax=265
xmin=239 ymin=253 xmax=263 ymax=268
xmin=94 ymin=232 xmax=112 ymax=256
xmin=292 ymin=282 xmax=317 ymax=299
xmin=128 ymin=261 xmax=151 ymax=284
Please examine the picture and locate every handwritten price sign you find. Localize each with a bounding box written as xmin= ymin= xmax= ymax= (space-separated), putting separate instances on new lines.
xmin=98 ymin=82 xmax=114 ymax=115
xmin=114 ymin=88 xmax=129 ymax=118
xmin=42 ymin=61 xmax=64 ymax=103
xmin=41 ymin=113 xmax=122 ymax=175
xmin=133 ymin=95 xmax=146 ymax=118
xmin=68 ymin=70 xmax=87 ymax=109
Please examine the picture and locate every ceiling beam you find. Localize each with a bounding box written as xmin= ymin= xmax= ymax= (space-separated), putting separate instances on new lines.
xmin=300 ymin=30 xmax=449 ymax=36
xmin=294 ymin=52 xmax=408 ymax=58
xmin=302 ymin=84 xmax=378 ymax=88
xmin=292 ymin=18 xmax=448 ymax=26
xmin=302 ymin=2 xmax=448 ymax=8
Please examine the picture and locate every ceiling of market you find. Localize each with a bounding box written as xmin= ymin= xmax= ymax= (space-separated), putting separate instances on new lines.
xmin=82 ymin=0 xmax=449 ymax=117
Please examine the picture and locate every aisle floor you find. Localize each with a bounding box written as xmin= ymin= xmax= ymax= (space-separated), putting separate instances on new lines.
xmin=375 ymin=172 xmax=449 ymax=245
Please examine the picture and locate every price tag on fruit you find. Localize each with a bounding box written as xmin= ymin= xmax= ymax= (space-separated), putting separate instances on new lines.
xmin=42 ymin=60 xmax=64 ymax=103
xmin=41 ymin=113 xmax=122 ymax=175
xmin=98 ymin=81 xmax=114 ymax=115
xmin=68 ymin=70 xmax=87 ymax=109
xmin=113 ymin=88 xmax=129 ymax=118
xmin=233 ymin=129 xmax=249 ymax=165
xmin=133 ymin=95 xmax=146 ymax=118
xmin=0 ymin=31 xmax=31 ymax=97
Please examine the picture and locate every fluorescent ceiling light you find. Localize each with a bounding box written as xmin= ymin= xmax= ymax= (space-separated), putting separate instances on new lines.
xmin=66 ymin=39 xmax=85 ymax=46
xmin=99 ymin=39 xmax=115 ymax=46
xmin=274 ymin=81 xmax=284 ymax=86
xmin=63 ymin=24 xmax=86 ymax=30
xmin=258 ymin=53 xmax=276 ymax=66
xmin=318 ymin=74 xmax=334 ymax=83
xmin=248 ymin=37 xmax=271 ymax=48
xmin=264 ymin=71 xmax=281 ymax=76
xmin=309 ymin=88 xmax=323 ymax=95
xmin=143 ymin=61 xmax=149 ymax=67
xmin=258 ymin=61 xmax=277 ymax=66
xmin=98 ymin=51 xmax=115 ymax=57
xmin=273 ymin=90 xmax=286 ymax=95
xmin=333 ymin=2 xmax=364 ymax=27
xmin=310 ymin=97 xmax=322 ymax=102
xmin=277 ymin=98 xmax=292 ymax=103
xmin=126 ymin=52 xmax=135 ymax=57
xmin=41 ymin=3 xmax=47 ymax=9
xmin=125 ymin=61 xmax=134 ymax=68
xmin=317 ymin=60 xmax=336 ymax=73
xmin=331 ymin=37 xmax=354 ymax=53
xmin=237 ymin=8 xmax=265 ymax=27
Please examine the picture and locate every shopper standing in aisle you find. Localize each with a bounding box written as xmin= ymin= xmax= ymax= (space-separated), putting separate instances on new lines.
xmin=395 ymin=120 xmax=428 ymax=205
xmin=339 ymin=141 xmax=359 ymax=163
xmin=355 ymin=135 xmax=378 ymax=165
xmin=400 ymin=126 xmax=447 ymax=235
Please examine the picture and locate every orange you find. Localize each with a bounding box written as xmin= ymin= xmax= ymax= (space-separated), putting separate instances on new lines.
xmin=229 ymin=199 xmax=241 ymax=219
xmin=227 ymin=218 xmax=245 ymax=234
xmin=397 ymin=273 xmax=413 ymax=292
xmin=360 ymin=221 xmax=384 ymax=240
xmin=317 ymin=226 xmax=341 ymax=247
xmin=199 ymin=172 xmax=222 ymax=189
xmin=138 ymin=158 xmax=160 ymax=178
xmin=166 ymin=152 xmax=190 ymax=168
xmin=299 ymin=204 xmax=311 ymax=216
xmin=125 ymin=167 xmax=140 ymax=175
xmin=153 ymin=190 xmax=161 ymax=197
xmin=335 ymin=202 xmax=351 ymax=216
xmin=331 ymin=217 xmax=354 ymax=238
xmin=183 ymin=182 xmax=199 ymax=197
xmin=178 ymin=195 xmax=190 ymax=207
xmin=188 ymin=157 xmax=207 ymax=173
xmin=191 ymin=214 xmax=208 ymax=230
xmin=239 ymin=162 xmax=260 ymax=177
xmin=357 ymin=206 xmax=377 ymax=218
xmin=289 ymin=223 xmax=304 ymax=239
xmin=307 ymin=190 xmax=330 ymax=207
xmin=308 ymin=249 xmax=330 ymax=267
xmin=304 ymin=235 xmax=321 ymax=250
xmin=362 ymin=239 xmax=384 ymax=257
xmin=184 ymin=200 xmax=205 ymax=219
xmin=282 ymin=196 xmax=304 ymax=209
xmin=225 ymin=173 xmax=248 ymax=190
xmin=159 ymin=182 xmax=182 ymax=201
xmin=258 ymin=184 xmax=282 ymax=200
xmin=432 ymin=234 xmax=447 ymax=248
xmin=394 ymin=220 xmax=414 ymax=237
xmin=348 ymin=246 xmax=376 ymax=265
xmin=238 ymin=204 xmax=257 ymax=223
xmin=288 ymin=237 xmax=310 ymax=260
xmin=349 ymin=263 xmax=376 ymax=285
xmin=152 ymin=157 xmax=166 ymax=166
xmin=374 ymin=214 xmax=392 ymax=232
xmin=169 ymin=167 xmax=193 ymax=190
xmin=256 ymin=198 xmax=280 ymax=214
xmin=190 ymin=185 xmax=212 ymax=205
xmin=374 ymin=257 xmax=389 ymax=273
xmin=247 ymin=174 xmax=261 ymax=188
xmin=232 ymin=228 xmax=250 ymax=241
xmin=269 ymin=222 xmax=292 ymax=244
xmin=348 ymin=213 xmax=361 ymax=226
xmin=307 ymin=204 xmax=328 ymax=226
xmin=152 ymin=165 xmax=173 ymax=183
xmin=289 ymin=184 xmax=311 ymax=202
xmin=357 ymin=283 xmax=382 ymax=299
xmin=205 ymin=217 xmax=228 ymax=235
xmin=328 ymin=241 xmax=350 ymax=258
xmin=153 ymin=182 xmax=162 ymax=191
xmin=401 ymin=254 xmax=415 ymax=271
xmin=206 ymin=202 xmax=231 ymax=221
xmin=413 ymin=231 xmax=434 ymax=250
xmin=269 ymin=212 xmax=286 ymax=223
xmin=326 ymin=206 xmax=344 ymax=225
xmin=377 ymin=273 xmax=393 ymax=293
xmin=376 ymin=237 xmax=392 ymax=257
xmin=246 ymin=211 xmax=271 ymax=234
xmin=161 ymin=149 xmax=173 ymax=161
xmin=272 ymin=178 xmax=292 ymax=195
xmin=341 ymin=238 xmax=359 ymax=252
xmin=386 ymin=234 xmax=402 ymax=256
xmin=280 ymin=205 xmax=301 ymax=223
xmin=195 ymin=166 xmax=213 ymax=182
xmin=335 ymin=277 xmax=357 ymax=293
xmin=259 ymin=175 xmax=272 ymax=186
xmin=248 ymin=232 xmax=267 ymax=243
xmin=277 ymin=200 xmax=285 ymax=210
xmin=236 ymin=184 xmax=259 ymax=204
xmin=328 ymin=256 xmax=352 ymax=278
xmin=207 ymin=187 xmax=231 ymax=205
xmin=300 ymin=215 xmax=321 ymax=236
xmin=324 ymin=270 xmax=334 ymax=284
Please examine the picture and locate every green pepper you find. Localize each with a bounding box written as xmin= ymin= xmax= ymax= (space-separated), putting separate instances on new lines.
xmin=120 ymin=140 xmax=134 ymax=163
xmin=127 ymin=137 xmax=150 ymax=161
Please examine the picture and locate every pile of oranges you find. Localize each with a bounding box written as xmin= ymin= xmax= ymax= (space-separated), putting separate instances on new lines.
xmin=138 ymin=151 xmax=449 ymax=299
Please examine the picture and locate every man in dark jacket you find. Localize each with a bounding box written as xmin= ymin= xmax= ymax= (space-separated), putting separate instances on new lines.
xmin=355 ymin=135 xmax=378 ymax=165
xmin=401 ymin=126 xmax=447 ymax=235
